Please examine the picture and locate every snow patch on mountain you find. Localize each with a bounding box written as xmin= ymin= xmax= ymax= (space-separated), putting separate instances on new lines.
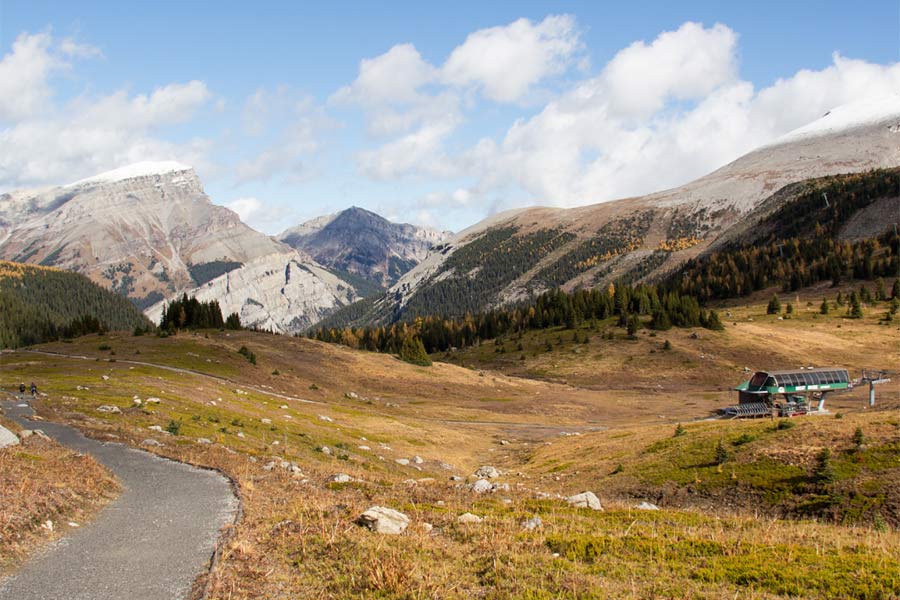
xmin=70 ymin=161 xmax=194 ymax=186
xmin=771 ymin=93 xmax=900 ymax=146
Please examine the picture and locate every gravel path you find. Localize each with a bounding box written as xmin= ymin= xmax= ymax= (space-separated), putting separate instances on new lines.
xmin=0 ymin=396 xmax=238 ymax=600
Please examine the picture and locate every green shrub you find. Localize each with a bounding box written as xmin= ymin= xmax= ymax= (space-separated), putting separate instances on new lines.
xmin=165 ymin=420 xmax=181 ymax=435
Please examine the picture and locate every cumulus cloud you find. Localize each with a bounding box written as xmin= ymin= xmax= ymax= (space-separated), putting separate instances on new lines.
xmin=336 ymin=15 xmax=583 ymax=181
xmin=441 ymin=15 xmax=581 ymax=103
xmin=332 ymin=43 xmax=437 ymax=106
xmin=0 ymin=31 xmax=213 ymax=188
xmin=461 ymin=23 xmax=900 ymax=209
xmin=225 ymin=196 xmax=263 ymax=221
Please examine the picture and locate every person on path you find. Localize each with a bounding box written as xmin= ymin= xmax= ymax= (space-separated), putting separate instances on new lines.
xmin=30 ymin=382 xmax=37 ymax=397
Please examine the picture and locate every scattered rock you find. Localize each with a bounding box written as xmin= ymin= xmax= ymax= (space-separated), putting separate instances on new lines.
xmin=76 ymin=385 xmax=89 ymax=391
xmin=332 ymin=473 xmax=352 ymax=483
xmin=566 ymin=491 xmax=603 ymax=511
xmin=96 ymin=405 xmax=121 ymax=414
xmin=67 ymin=522 xmax=80 ymax=528
xmin=318 ymin=446 xmax=332 ymax=455
xmin=457 ymin=512 xmax=483 ymax=524
xmin=475 ymin=465 xmax=501 ymax=478
xmin=261 ymin=418 xmax=272 ymax=424
xmin=280 ymin=405 xmax=289 ymax=409
xmin=197 ymin=438 xmax=212 ymax=444
xmin=133 ymin=399 xmax=142 ymax=406
xmin=395 ymin=458 xmax=410 ymax=466
xmin=146 ymin=397 xmax=161 ymax=404
xmin=19 ymin=430 xmax=49 ymax=441
xmin=521 ymin=516 xmax=543 ymax=531
xmin=357 ymin=506 xmax=409 ymax=534
xmin=345 ymin=391 xmax=359 ymax=399
xmin=636 ymin=502 xmax=659 ymax=511
xmin=318 ymin=415 xmax=334 ymax=422
xmin=40 ymin=520 xmax=53 ymax=532
xmin=412 ymin=455 xmax=424 ymax=464
xmin=101 ymin=375 xmax=110 ymax=381
xmin=470 ymin=479 xmax=493 ymax=494
xmin=0 ymin=425 xmax=20 ymax=449
xmin=450 ymin=475 xmax=464 ymax=482
xmin=148 ymin=425 xmax=164 ymax=432
xmin=141 ymin=439 xmax=163 ymax=447
xmin=500 ymin=440 xmax=510 ymax=445
xmin=236 ymin=432 xmax=245 ymax=438
xmin=358 ymin=445 xmax=371 ymax=451
xmin=421 ymin=522 xmax=434 ymax=533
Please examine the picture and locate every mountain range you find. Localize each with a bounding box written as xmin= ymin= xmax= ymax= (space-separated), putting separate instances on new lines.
xmin=1 ymin=95 xmax=898 ymax=332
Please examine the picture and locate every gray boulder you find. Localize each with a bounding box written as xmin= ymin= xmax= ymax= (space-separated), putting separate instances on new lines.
xmin=521 ymin=516 xmax=543 ymax=530
xmin=470 ymin=479 xmax=493 ymax=494
xmin=0 ymin=425 xmax=20 ymax=449
xmin=357 ymin=506 xmax=409 ymax=534
xmin=566 ymin=491 xmax=603 ymax=511
xmin=636 ymin=501 xmax=659 ymax=511
xmin=475 ymin=465 xmax=501 ymax=478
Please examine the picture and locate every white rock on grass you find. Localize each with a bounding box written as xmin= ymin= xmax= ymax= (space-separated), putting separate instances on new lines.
xmin=332 ymin=473 xmax=352 ymax=483
xmin=636 ymin=502 xmax=660 ymax=511
xmin=566 ymin=491 xmax=603 ymax=511
xmin=457 ymin=512 xmax=483 ymax=524
xmin=96 ymin=405 xmax=121 ymax=414
xmin=357 ymin=506 xmax=409 ymax=534
xmin=474 ymin=465 xmax=501 ymax=478
xmin=412 ymin=455 xmax=424 ymax=464
xmin=521 ymin=516 xmax=543 ymax=530
xmin=470 ymin=479 xmax=493 ymax=494
xmin=197 ymin=438 xmax=212 ymax=444
xmin=0 ymin=425 xmax=20 ymax=449
xmin=141 ymin=439 xmax=163 ymax=447
xmin=318 ymin=415 xmax=334 ymax=422
xmin=395 ymin=458 xmax=410 ymax=466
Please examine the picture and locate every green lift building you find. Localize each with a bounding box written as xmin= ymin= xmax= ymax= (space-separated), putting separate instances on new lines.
xmin=724 ymin=367 xmax=852 ymax=418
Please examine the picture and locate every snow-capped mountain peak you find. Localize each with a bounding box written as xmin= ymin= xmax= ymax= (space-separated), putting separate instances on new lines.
xmin=773 ymin=92 xmax=900 ymax=146
xmin=70 ymin=161 xmax=194 ymax=187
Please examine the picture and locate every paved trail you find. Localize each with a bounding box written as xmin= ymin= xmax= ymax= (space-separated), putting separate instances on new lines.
xmin=0 ymin=396 xmax=238 ymax=600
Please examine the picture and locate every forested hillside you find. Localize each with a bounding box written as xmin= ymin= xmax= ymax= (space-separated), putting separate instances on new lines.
xmin=0 ymin=261 xmax=152 ymax=348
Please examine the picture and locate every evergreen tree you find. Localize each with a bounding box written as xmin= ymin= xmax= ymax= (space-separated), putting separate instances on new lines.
xmin=820 ymin=298 xmax=829 ymax=315
xmin=399 ymin=336 xmax=431 ymax=366
xmin=849 ymin=292 xmax=863 ymax=319
xmin=813 ymin=447 xmax=835 ymax=484
xmin=767 ymin=294 xmax=781 ymax=315
xmin=714 ymin=439 xmax=731 ymax=465
xmin=892 ymin=278 xmax=900 ymax=300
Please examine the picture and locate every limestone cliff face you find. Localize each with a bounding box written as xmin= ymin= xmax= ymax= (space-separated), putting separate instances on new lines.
xmin=0 ymin=162 xmax=356 ymax=332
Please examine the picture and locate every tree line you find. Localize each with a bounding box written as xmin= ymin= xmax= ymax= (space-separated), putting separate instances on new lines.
xmin=310 ymin=283 xmax=723 ymax=356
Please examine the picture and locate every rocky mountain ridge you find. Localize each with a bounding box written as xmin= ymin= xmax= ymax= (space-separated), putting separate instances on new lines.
xmin=0 ymin=162 xmax=354 ymax=333
xmin=336 ymin=95 xmax=900 ymax=326
xmin=278 ymin=206 xmax=451 ymax=291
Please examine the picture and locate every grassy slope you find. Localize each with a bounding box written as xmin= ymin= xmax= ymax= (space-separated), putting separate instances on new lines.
xmin=1 ymin=285 xmax=898 ymax=598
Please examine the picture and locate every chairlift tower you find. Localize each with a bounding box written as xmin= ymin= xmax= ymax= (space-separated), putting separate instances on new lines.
xmin=859 ymin=369 xmax=891 ymax=407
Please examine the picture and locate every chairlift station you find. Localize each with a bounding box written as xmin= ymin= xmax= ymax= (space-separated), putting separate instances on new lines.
xmin=723 ymin=367 xmax=852 ymax=418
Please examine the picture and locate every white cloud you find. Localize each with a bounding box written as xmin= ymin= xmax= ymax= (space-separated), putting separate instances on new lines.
xmin=0 ymin=32 xmax=60 ymax=122
xmin=442 ymin=15 xmax=581 ymax=103
xmin=332 ymin=43 xmax=436 ymax=106
xmin=463 ymin=23 xmax=900 ymax=209
xmin=225 ymin=196 xmax=263 ymax=221
xmin=601 ymin=21 xmax=738 ymax=119
xmin=0 ymin=31 xmax=214 ymax=189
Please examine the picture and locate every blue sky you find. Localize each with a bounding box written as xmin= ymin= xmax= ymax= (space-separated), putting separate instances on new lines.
xmin=1 ymin=1 xmax=898 ymax=233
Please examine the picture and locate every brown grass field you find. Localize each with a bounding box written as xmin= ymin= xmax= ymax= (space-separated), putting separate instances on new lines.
xmin=0 ymin=283 xmax=898 ymax=598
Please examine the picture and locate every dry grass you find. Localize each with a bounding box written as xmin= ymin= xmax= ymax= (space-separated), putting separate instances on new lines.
xmin=1 ymin=287 xmax=898 ymax=598
xmin=0 ymin=417 xmax=120 ymax=575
